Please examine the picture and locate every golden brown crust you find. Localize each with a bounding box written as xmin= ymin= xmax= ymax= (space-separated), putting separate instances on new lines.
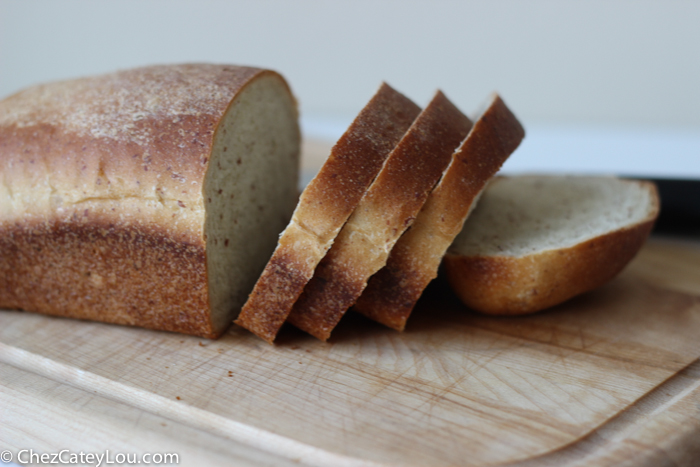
xmin=354 ymin=94 xmax=525 ymax=330
xmin=0 ymin=64 xmax=282 ymax=338
xmin=442 ymin=186 xmax=659 ymax=315
xmin=235 ymin=83 xmax=420 ymax=343
xmin=295 ymin=83 xmax=422 ymax=239
xmin=0 ymin=217 xmax=214 ymax=336
xmin=286 ymin=91 xmax=472 ymax=341
xmin=0 ymin=65 xmax=263 ymax=212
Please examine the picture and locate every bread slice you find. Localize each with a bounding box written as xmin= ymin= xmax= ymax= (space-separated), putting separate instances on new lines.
xmin=354 ymin=94 xmax=524 ymax=331
xmin=443 ymin=175 xmax=660 ymax=315
xmin=235 ymin=83 xmax=420 ymax=343
xmin=286 ymin=91 xmax=473 ymax=341
xmin=0 ymin=64 xmax=300 ymax=338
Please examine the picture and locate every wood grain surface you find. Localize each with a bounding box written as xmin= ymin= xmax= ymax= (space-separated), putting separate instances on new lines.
xmin=1 ymin=140 xmax=699 ymax=466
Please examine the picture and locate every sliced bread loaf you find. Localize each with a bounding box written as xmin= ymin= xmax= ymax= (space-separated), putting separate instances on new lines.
xmin=354 ymin=94 xmax=524 ymax=331
xmin=286 ymin=91 xmax=473 ymax=341
xmin=443 ymin=175 xmax=660 ymax=315
xmin=0 ymin=64 xmax=300 ymax=338
xmin=235 ymin=83 xmax=420 ymax=343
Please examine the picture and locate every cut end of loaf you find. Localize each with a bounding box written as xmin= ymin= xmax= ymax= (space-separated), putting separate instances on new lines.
xmin=445 ymin=175 xmax=659 ymax=315
xmin=205 ymin=72 xmax=300 ymax=336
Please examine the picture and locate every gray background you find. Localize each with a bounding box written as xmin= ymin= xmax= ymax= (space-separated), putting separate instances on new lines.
xmin=1 ymin=0 xmax=699 ymax=176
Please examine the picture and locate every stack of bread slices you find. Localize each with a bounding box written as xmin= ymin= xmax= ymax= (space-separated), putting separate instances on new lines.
xmin=235 ymin=82 xmax=657 ymax=343
xmin=237 ymin=83 xmax=659 ymax=343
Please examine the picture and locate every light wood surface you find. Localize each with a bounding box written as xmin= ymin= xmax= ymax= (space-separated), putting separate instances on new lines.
xmin=1 ymin=141 xmax=700 ymax=466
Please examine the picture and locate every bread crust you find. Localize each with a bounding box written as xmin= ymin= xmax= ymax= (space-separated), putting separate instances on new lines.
xmin=0 ymin=64 xmax=291 ymax=338
xmin=0 ymin=218 xmax=212 ymax=335
xmin=443 ymin=182 xmax=659 ymax=315
xmin=287 ymin=91 xmax=472 ymax=341
xmin=354 ymin=95 xmax=525 ymax=330
xmin=235 ymin=83 xmax=421 ymax=343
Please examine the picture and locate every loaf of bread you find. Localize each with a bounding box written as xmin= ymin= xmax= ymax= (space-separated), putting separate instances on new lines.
xmin=286 ymin=91 xmax=472 ymax=341
xmin=354 ymin=94 xmax=524 ymax=331
xmin=444 ymin=175 xmax=659 ymax=315
xmin=235 ymin=83 xmax=420 ymax=343
xmin=0 ymin=64 xmax=300 ymax=338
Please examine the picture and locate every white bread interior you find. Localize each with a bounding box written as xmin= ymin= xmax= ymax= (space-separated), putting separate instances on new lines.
xmin=451 ymin=175 xmax=658 ymax=257
xmin=205 ymin=73 xmax=299 ymax=332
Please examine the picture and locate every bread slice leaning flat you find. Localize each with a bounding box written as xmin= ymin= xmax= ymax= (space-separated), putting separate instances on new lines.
xmin=0 ymin=64 xmax=300 ymax=338
xmin=354 ymin=94 xmax=524 ymax=331
xmin=235 ymin=83 xmax=420 ymax=343
xmin=287 ymin=91 xmax=473 ymax=341
xmin=443 ymin=175 xmax=660 ymax=315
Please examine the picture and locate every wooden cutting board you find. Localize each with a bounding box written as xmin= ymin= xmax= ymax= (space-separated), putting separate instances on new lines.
xmin=2 ymin=140 xmax=700 ymax=466
xmin=2 ymin=236 xmax=700 ymax=466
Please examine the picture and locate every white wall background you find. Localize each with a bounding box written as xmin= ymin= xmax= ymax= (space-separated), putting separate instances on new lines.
xmin=1 ymin=0 xmax=699 ymax=128
xmin=2 ymin=1 xmax=699 ymax=177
